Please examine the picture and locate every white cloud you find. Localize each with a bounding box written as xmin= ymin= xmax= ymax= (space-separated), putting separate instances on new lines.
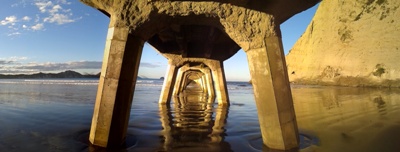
xmin=35 ymin=0 xmax=78 ymax=25
xmin=22 ymin=16 xmax=31 ymax=21
xmin=31 ymin=23 xmax=44 ymax=31
xmin=11 ymin=61 xmax=102 ymax=72
xmin=0 ymin=60 xmax=102 ymax=74
xmin=49 ymin=5 xmax=62 ymax=14
xmin=1 ymin=16 xmax=18 ymax=26
xmin=35 ymin=1 xmax=53 ymax=13
xmin=140 ymin=62 xmax=162 ymax=68
xmin=2 ymin=0 xmax=79 ymax=36
xmin=0 ymin=56 xmax=27 ymax=64
xmin=44 ymin=13 xmax=75 ymax=24
xmin=57 ymin=0 xmax=72 ymax=5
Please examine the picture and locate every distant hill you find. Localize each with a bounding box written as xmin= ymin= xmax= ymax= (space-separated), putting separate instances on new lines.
xmin=0 ymin=70 xmax=151 ymax=79
xmin=0 ymin=70 xmax=100 ymax=79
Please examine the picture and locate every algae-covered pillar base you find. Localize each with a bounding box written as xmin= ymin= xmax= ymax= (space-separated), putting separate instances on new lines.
xmin=89 ymin=25 xmax=144 ymax=147
xmin=245 ymin=29 xmax=299 ymax=150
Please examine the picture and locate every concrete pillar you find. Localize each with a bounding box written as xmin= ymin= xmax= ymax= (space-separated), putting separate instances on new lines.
xmin=245 ymin=32 xmax=299 ymax=150
xmin=201 ymin=75 xmax=207 ymax=93
xmin=159 ymin=63 xmax=178 ymax=104
xmin=204 ymin=68 xmax=215 ymax=98
xmin=180 ymin=71 xmax=189 ymax=93
xmin=90 ymin=26 xmax=144 ymax=147
xmin=172 ymin=68 xmax=184 ymax=96
xmin=209 ymin=60 xmax=229 ymax=106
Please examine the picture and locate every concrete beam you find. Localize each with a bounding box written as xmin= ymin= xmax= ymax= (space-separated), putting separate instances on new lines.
xmin=245 ymin=33 xmax=299 ymax=150
xmin=89 ymin=26 xmax=144 ymax=147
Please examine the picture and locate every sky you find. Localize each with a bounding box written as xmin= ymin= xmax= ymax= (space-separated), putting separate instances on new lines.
xmin=0 ymin=0 xmax=319 ymax=81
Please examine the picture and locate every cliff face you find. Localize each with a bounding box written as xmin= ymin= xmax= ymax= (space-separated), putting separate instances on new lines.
xmin=286 ymin=0 xmax=400 ymax=87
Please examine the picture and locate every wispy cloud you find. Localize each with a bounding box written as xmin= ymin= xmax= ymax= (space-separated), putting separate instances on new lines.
xmin=11 ymin=0 xmax=28 ymax=8
xmin=35 ymin=1 xmax=53 ymax=13
xmin=31 ymin=23 xmax=44 ymax=31
xmin=0 ymin=60 xmax=15 ymax=65
xmin=140 ymin=62 xmax=162 ymax=68
xmin=22 ymin=16 xmax=31 ymax=21
xmin=0 ymin=56 xmax=27 ymax=65
xmin=0 ymin=60 xmax=102 ymax=74
xmin=0 ymin=59 xmax=163 ymax=76
xmin=14 ymin=61 xmax=102 ymax=71
xmin=7 ymin=32 xmax=22 ymax=36
xmin=44 ymin=13 xmax=75 ymax=24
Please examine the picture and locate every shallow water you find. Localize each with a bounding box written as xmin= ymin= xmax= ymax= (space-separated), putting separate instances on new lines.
xmin=0 ymin=79 xmax=399 ymax=152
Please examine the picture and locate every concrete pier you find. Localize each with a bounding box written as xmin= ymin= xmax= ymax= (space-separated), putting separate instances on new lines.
xmin=80 ymin=0 xmax=320 ymax=150
xmin=89 ymin=26 xmax=144 ymax=147
xmin=159 ymin=63 xmax=178 ymax=104
xmin=245 ymin=28 xmax=299 ymax=149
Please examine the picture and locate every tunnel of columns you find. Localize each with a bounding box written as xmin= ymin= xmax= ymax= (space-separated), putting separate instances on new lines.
xmin=80 ymin=0 xmax=320 ymax=150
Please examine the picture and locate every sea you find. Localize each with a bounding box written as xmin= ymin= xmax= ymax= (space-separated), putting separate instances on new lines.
xmin=0 ymin=78 xmax=399 ymax=152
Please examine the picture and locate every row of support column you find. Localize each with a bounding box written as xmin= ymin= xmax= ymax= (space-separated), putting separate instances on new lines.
xmin=89 ymin=24 xmax=298 ymax=150
xmin=159 ymin=60 xmax=228 ymax=106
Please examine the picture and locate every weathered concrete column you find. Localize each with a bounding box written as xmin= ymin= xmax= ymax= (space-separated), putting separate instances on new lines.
xmin=204 ymin=68 xmax=215 ymax=98
xmin=89 ymin=26 xmax=144 ymax=147
xmin=159 ymin=63 xmax=178 ymax=104
xmin=172 ymin=67 xmax=185 ymax=96
xmin=179 ymin=71 xmax=188 ymax=93
xmin=201 ymin=75 xmax=207 ymax=93
xmin=209 ymin=60 xmax=229 ymax=106
xmin=245 ymin=31 xmax=299 ymax=149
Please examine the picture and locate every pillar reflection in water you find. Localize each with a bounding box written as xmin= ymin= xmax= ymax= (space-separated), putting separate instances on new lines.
xmin=159 ymin=93 xmax=231 ymax=151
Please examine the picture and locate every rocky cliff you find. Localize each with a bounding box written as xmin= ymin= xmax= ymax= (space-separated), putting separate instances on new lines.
xmin=286 ymin=0 xmax=400 ymax=87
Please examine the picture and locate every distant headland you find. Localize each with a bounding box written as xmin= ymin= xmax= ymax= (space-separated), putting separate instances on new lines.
xmin=0 ymin=70 xmax=152 ymax=79
xmin=0 ymin=70 xmax=100 ymax=79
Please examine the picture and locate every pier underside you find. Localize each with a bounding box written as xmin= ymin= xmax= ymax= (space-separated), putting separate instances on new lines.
xmin=80 ymin=0 xmax=320 ymax=150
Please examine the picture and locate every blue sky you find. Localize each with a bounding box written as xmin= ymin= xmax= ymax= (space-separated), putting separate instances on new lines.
xmin=0 ymin=0 xmax=318 ymax=81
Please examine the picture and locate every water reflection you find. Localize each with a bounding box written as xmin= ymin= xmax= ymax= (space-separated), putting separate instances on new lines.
xmin=2 ymin=80 xmax=400 ymax=152
xmin=159 ymin=93 xmax=232 ymax=152
xmin=292 ymin=86 xmax=400 ymax=152
xmin=373 ymin=96 xmax=387 ymax=116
